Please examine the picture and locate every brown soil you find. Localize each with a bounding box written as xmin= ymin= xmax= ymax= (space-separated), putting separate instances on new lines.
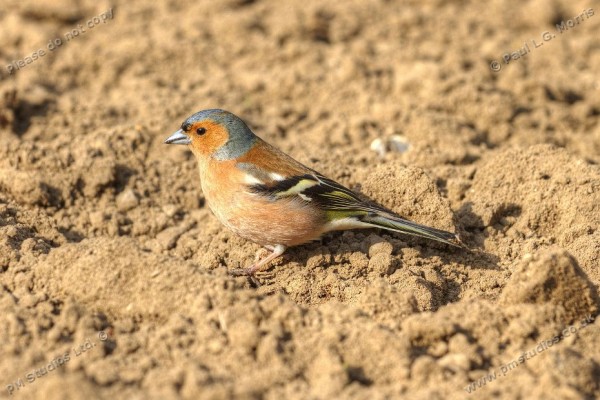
xmin=1 ymin=0 xmax=599 ymax=399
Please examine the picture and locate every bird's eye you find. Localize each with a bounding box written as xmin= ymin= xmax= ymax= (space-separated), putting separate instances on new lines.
xmin=196 ymin=127 xmax=206 ymax=136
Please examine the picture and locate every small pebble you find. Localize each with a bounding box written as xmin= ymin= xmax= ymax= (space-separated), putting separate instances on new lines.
xmin=116 ymin=189 xmax=139 ymax=212
xmin=370 ymin=138 xmax=386 ymax=157
xmin=438 ymin=353 xmax=470 ymax=373
xmin=6 ymin=225 xmax=19 ymax=238
xmin=162 ymin=204 xmax=179 ymax=217
xmin=369 ymin=136 xmax=411 ymax=157
xmin=390 ymin=134 xmax=410 ymax=153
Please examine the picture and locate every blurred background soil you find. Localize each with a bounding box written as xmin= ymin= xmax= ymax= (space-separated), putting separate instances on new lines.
xmin=1 ymin=0 xmax=599 ymax=398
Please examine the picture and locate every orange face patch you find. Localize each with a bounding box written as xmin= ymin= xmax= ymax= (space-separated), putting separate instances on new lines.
xmin=187 ymin=120 xmax=230 ymax=158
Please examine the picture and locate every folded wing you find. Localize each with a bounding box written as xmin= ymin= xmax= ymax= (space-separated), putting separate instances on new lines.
xmin=241 ymin=165 xmax=462 ymax=248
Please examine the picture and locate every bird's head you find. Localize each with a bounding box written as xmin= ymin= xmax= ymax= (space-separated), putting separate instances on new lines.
xmin=164 ymin=109 xmax=257 ymax=160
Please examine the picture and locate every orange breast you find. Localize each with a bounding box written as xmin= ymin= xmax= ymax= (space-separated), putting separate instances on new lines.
xmin=199 ymin=158 xmax=326 ymax=247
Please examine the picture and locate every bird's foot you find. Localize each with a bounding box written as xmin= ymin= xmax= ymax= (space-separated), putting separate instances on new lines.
xmin=229 ymin=248 xmax=273 ymax=276
xmin=228 ymin=244 xmax=286 ymax=286
xmin=229 ymin=265 xmax=275 ymax=287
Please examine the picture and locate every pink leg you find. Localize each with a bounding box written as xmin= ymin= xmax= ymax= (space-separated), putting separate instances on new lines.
xmin=230 ymin=244 xmax=286 ymax=277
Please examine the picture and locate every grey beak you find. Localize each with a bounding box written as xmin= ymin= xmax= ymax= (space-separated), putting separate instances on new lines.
xmin=164 ymin=129 xmax=191 ymax=145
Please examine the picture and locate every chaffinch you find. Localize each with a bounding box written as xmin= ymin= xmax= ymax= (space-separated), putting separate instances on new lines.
xmin=165 ymin=109 xmax=462 ymax=277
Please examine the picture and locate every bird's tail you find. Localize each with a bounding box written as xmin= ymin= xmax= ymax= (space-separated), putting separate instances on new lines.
xmin=361 ymin=212 xmax=463 ymax=248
